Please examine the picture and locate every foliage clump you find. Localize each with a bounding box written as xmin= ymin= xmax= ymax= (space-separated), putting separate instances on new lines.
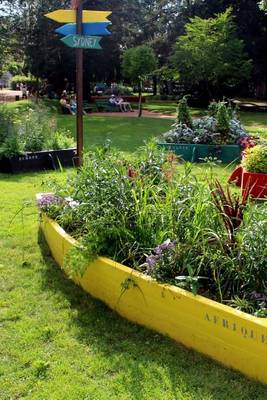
xmin=242 ymin=145 xmax=267 ymax=174
xmin=177 ymin=96 xmax=192 ymax=127
xmin=0 ymin=104 xmax=75 ymax=157
xmin=38 ymin=143 xmax=267 ymax=317
xmin=171 ymin=8 xmax=251 ymax=95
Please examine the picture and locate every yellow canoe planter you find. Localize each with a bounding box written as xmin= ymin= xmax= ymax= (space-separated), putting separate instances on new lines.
xmin=40 ymin=213 xmax=267 ymax=384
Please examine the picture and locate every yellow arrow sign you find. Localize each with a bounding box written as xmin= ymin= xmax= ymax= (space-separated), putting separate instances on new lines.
xmin=45 ymin=9 xmax=112 ymax=23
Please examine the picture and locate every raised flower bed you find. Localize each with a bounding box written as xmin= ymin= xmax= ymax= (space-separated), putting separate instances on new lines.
xmin=36 ymin=146 xmax=267 ymax=383
xmin=0 ymin=103 xmax=76 ymax=173
xmin=229 ymin=145 xmax=267 ymax=199
xmin=40 ymin=212 xmax=267 ymax=384
xmin=157 ymin=98 xmax=252 ymax=163
xmin=158 ymin=143 xmax=240 ymax=163
xmin=0 ymin=148 xmax=76 ymax=173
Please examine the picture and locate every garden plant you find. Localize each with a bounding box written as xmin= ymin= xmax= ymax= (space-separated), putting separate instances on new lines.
xmin=161 ymin=97 xmax=251 ymax=146
xmin=242 ymin=144 xmax=267 ymax=174
xmin=0 ymin=103 xmax=75 ymax=158
xmin=37 ymin=143 xmax=267 ymax=317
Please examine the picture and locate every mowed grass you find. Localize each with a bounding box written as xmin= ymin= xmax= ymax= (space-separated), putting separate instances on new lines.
xmin=240 ymin=111 xmax=267 ymax=140
xmin=57 ymin=115 xmax=172 ymax=152
xmin=1 ymin=171 xmax=267 ymax=400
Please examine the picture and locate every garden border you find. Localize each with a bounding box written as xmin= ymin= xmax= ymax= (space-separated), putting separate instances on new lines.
xmin=40 ymin=212 xmax=267 ymax=384
xmin=0 ymin=148 xmax=76 ymax=173
xmin=157 ymin=143 xmax=241 ymax=163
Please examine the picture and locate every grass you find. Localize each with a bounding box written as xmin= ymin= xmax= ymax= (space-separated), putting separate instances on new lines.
xmin=57 ymin=115 xmax=172 ymax=152
xmin=143 ymin=99 xmax=202 ymax=116
xmin=1 ymin=171 xmax=267 ymax=400
xmin=239 ymin=111 xmax=267 ymax=140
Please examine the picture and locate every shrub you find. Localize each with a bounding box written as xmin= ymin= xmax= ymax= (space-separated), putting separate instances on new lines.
xmin=11 ymin=75 xmax=38 ymax=90
xmin=216 ymin=102 xmax=230 ymax=135
xmin=104 ymin=84 xmax=133 ymax=96
xmin=177 ymin=96 xmax=192 ymax=127
xmin=46 ymin=129 xmax=75 ymax=150
xmin=242 ymin=145 xmax=267 ymax=174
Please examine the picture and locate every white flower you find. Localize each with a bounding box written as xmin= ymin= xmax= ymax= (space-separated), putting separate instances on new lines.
xmin=65 ymin=197 xmax=80 ymax=208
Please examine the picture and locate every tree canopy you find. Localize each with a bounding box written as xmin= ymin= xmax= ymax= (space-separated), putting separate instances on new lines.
xmin=171 ymin=8 xmax=251 ymax=98
xmin=2 ymin=0 xmax=267 ymax=98
xmin=122 ymin=44 xmax=157 ymax=115
xmin=122 ymin=45 xmax=157 ymax=84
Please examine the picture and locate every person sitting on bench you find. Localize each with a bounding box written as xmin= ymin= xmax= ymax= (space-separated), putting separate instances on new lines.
xmin=108 ymin=94 xmax=122 ymax=111
xmin=109 ymin=94 xmax=132 ymax=112
xmin=60 ymin=92 xmax=74 ymax=115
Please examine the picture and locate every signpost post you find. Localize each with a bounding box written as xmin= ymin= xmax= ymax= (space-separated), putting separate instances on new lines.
xmin=45 ymin=4 xmax=112 ymax=167
xmin=76 ymin=0 xmax=83 ymax=166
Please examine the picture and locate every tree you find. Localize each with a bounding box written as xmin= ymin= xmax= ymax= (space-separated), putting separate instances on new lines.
xmin=189 ymin=0 xmax=267 ymax=98
xmin=122 ymin=45 xmax=157 ymax=116
xmin=259 ymin=0 xmax=267 ymax=11
xmin=171 ymin=8 xmax=251 ymax=100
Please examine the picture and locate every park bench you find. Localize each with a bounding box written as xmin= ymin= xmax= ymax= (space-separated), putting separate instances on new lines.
xmin=83 ymin=101 xmax=93 ymax=113
xmin=95 ymin=99 xmax=121 ymax=112
xmin=61 ymin=101 xmax=93 ymax=114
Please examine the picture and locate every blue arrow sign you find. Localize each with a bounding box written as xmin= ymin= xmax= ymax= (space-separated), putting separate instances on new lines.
xmin=56 ymin=22 xmax=111 ymax=36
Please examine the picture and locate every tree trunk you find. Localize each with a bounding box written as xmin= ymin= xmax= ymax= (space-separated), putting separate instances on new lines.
xmin=36 ymin=76 xmax=39 ymax=104
xmin=153 ymin=75 xmax=157 ymax=96
xmin=138 ymin=80 xmax=142 ymax=117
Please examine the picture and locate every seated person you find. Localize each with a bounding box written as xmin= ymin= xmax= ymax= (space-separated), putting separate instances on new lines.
xmin=70 ymin=95 xmax=77 ymax=114
xmin=59 ymin=95 xmax=74 ymax=115
xmin=114 ymin=95 xmax=133 ymax=112
xmin=68 ymin=94 xmax=88 ymax=115
xmin=109 ymin=94 xmax=121 ymax=110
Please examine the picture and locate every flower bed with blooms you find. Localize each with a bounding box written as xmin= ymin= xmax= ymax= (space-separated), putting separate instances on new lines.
xmin=0 ymin=104 xmax=75 ymax=158
xmin=37 ymin=144 xmax=267 ymax=317
xmin=160 ymin=98 xmax=256 ymax=148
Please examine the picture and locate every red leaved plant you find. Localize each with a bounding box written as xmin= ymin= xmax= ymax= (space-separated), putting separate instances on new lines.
xmin=209 ymin=179 xmax=249 ymax=244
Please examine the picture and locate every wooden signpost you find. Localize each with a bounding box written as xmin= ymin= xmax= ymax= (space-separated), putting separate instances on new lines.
xmin=45 ymin=3 xmax=112 ymax=167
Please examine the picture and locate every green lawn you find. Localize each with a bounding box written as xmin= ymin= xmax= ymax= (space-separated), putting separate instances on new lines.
xmin=57 ymin=115 xmax=172 ymax=152
xmin=1 ymin=171 xmax=267 ymax=400
xmin=143 ymin=99 xmax=202 ymax=117
xmin=239 ymin=111 xmax=267 ymax=140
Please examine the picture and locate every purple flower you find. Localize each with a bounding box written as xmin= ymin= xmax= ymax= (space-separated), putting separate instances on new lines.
xmin=154 ymin=239 xmax=175 ymax=255
xmin=146 ymin=255 xmax=157 ymax=268
xmin=250 ymin=291 xmax=267 ymax=305
xmin=37 ymin=194 xmax=64 ymax=209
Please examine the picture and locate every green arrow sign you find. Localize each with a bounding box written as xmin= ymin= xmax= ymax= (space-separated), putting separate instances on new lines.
xmin=61 ymin=34 xmax=102 ymax=49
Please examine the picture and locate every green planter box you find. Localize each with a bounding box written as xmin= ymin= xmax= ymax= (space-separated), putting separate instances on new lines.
xmin=158 ymin=143 xmax=241 ymax=164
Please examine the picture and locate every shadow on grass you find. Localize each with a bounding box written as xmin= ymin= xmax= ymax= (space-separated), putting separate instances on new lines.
xmin=38 ymin=229 xmax=267 ymax=399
